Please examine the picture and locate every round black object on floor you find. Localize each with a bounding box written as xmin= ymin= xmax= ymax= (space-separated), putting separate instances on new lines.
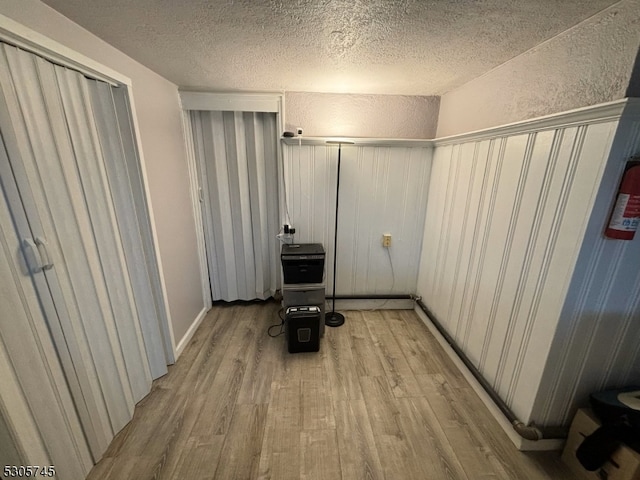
xmin=325 ymin=311 xmax=345 ymax=327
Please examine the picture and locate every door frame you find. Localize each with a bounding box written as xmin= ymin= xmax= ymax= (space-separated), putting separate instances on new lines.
xmin=0 ymin=11 xmax=176 ymax=463
xmin=179 ymin=92 xmax=285 ymax=307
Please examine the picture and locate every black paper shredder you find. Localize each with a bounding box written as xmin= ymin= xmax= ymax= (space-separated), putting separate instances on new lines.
xmin=280 ymin=243 xmax=325 ymax=284
xmin=285 ymin=306 xmax=321 ymax=353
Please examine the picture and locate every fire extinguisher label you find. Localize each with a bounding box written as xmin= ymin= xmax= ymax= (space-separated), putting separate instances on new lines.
xmin=608 ymin=193 xmax=640 ymax=231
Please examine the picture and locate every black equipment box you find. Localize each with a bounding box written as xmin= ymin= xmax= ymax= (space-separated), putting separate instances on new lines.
xmin=285 ymin=306 xmax=321 ymax=353
xmin=281 ymin=243 xmax=325 ymax=284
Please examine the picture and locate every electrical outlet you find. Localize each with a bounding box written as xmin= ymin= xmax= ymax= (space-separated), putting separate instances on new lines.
xmin=382 ymin=233 xmax=392 ymax=247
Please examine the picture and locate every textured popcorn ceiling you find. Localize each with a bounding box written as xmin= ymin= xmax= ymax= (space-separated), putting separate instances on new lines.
xmin=42 ymin=0 xmax=619 ymax=95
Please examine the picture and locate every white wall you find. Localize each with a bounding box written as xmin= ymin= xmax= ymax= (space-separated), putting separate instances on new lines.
xmin=436 ymin=0 xmax=640 ymax=137
xmin=283 ymin=142 xmax=432 ymax=295
xmin=0 ymin=0 xmax=204 ymax=344
xmin=285 ymin=92 xmax=439 ymax=138
xmin=531 ymin=107 xmax=640 ymax=427
xmin=417 ymin=115 xmax=619 ymax=423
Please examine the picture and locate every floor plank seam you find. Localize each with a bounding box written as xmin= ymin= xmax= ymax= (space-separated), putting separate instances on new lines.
xmin=86 ymin=305 xmax=579 ymax=480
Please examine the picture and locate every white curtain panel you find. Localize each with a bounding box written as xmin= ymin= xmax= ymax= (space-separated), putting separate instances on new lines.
xmin=191 ymin=110 xmax=280 ymax=302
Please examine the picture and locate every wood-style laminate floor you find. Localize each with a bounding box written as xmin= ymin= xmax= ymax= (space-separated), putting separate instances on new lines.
xmin=87 ymin=301 xmax=578 ymax=480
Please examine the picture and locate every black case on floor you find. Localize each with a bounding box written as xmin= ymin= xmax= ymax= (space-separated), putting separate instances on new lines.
xmin=285 ymin=306 xmax=320 ymax=353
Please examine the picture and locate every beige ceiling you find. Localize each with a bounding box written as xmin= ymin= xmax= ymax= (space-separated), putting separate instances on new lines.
xmin=42 ymin=0 xmax=619 ymax=95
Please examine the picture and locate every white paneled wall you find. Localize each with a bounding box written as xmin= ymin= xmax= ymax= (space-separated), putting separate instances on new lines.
xmin=531 ymin=114 xmax=640 ymax=427
xmin=283 ymin=143 xmax=432 ymax=294
xmin=417 ymin=119 xmax=620 ymax=423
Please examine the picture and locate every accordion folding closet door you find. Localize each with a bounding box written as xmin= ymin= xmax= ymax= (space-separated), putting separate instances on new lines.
xmin=189 ymin=109 xmax=281 ymax=302
xmin=0 ymin=42 xmax=170 ymax=478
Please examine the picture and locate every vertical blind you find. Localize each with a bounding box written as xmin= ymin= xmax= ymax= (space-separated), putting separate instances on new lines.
xmin=190 ymin=110 xmax=280 ymax=302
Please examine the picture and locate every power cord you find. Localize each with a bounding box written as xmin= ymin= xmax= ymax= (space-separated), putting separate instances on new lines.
xmin=365 ymin=248 xmax=396 ymax=311
xmin=324 ymin=248 xmax=397 ymax=312
xmin=280 ymin=131 xmax=292 ymax=226
xmin=386 ymin=247 xmax=396 ymax=290
xmin=268 ymin=308 xmax=285 ymax=337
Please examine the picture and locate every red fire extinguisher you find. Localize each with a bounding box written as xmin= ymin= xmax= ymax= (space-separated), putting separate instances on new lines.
xmin=605 ymin=160 xmax=640 ymax=240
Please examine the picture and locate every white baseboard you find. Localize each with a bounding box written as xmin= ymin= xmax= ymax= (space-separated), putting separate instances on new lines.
xmin=328 ymin=299 xmax=415 ymax=311
xmin=175 ymin=307 xmax=208 ymax=359
xmin=414 ymin=306 xmax=565 ymax=452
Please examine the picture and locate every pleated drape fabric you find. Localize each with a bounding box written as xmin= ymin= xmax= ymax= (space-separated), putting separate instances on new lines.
xmin=191 ymin=110 xmax=280 ymax=302
xmin=0 ymin=43 xmax=166 ymax=461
